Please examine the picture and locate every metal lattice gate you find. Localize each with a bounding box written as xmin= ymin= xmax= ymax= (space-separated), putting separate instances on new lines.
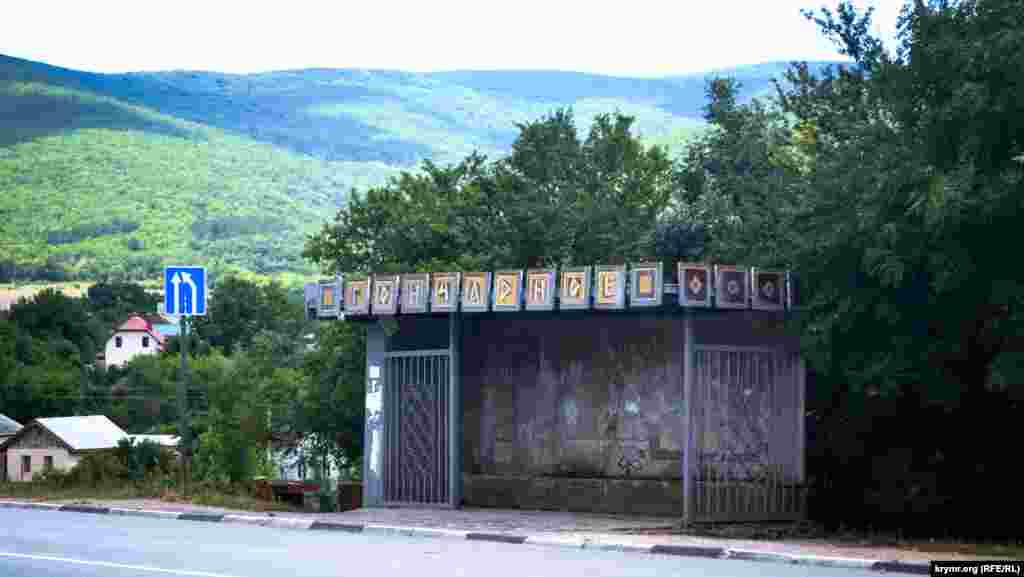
xmin=690 ymin=346 xmax=806 ymax=522
xmin=382 ymin=350 xmax=451 ymax=506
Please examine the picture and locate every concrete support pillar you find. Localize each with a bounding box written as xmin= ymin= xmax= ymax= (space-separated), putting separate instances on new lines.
xmin=448 ymin=312 xmax=462 ymax=507
xmin=797 ymin=355 xmax=806 ymax=484
xmin=363 ymin=323 xmax=387 ymax=507
xmin=681 ymin=310 xmax=696 ymax=525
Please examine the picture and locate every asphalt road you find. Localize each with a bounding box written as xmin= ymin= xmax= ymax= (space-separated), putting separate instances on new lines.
xmin=1 ymin=509 xmax=884 ymax=577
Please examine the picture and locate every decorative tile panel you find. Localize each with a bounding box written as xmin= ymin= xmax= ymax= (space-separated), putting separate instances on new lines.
xmin=492 ymin=270 xmax=523 ymax=312
xmin=431 ymin=273 xmax=460 ymax=313
xmin=594 ymin=265 xmax=626 ymax=310
xmin=317 ymin=275 xmax=342 ymax=318
xmin=372 ymin=274 xmax=399 ymax=315
xmin=715 ymin=265 xmax=749 ymax=309
xmin=344 ymin=277 xmax=371 ymax=315
xmin=629 ymin=262 xmax=663 ymax=307
xmin=751 ymin=269 xmax=785 ymax=311
xmin=461 ymin=272 xmax=491 ymax=313
xmin=559 ymin=267 xmax=591 ymax=310
xmin=525 ymin=269 xmax=556 ymax=311
xmin=400 ymin=273 xmax=430 ymax=314
xmin=678 ymin=263 xmax=712 ymax=308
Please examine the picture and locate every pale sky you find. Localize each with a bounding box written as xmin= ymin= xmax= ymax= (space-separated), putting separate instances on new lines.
xmin=1 ymin=0 xmax=904 ymax=76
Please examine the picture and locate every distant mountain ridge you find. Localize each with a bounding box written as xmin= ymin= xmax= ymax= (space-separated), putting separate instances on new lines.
xmin=0 ymin=54 xmax=843 ymax=281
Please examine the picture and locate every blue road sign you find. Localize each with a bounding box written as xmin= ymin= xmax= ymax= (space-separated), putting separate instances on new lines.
xmin=163 ymin=266 xmax=207 ymax=316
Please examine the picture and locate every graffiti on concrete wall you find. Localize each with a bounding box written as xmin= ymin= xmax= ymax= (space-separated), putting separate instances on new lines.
xmin=366 ymin=365 xmax=383 ymax=476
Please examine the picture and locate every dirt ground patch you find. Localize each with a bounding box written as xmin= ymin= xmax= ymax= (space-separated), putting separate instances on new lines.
xmin=0 ymin=282 xmax=93 ymax=310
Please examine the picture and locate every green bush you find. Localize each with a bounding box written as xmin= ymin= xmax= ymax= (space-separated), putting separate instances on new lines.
xmin=65 ymin=452 xmax=128 ymax=487
xmin=35 ymin=464 xmax=72 ymax=489
xmin=115 ymin=438 xmax=174 ymax=482
xmin=192 ymin=428 xmax=263 ymax=484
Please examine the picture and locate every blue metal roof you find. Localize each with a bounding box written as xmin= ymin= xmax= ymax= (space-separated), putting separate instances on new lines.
xmin=152 ymin=323 xmax=180 ymax=337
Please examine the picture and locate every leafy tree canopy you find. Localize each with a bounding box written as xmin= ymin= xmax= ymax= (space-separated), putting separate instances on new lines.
xmin=675 ymin=0 xmax=1024 ymax=402
xmin=303 ymin=110 xmax=676 ymax=274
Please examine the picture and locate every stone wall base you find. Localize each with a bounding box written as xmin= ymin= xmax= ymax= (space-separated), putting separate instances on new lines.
xmin=462 ymin=474 xmax=683 ymax=517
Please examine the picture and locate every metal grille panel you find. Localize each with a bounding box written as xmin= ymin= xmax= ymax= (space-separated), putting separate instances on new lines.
xmin=691 ymin=347 xmax=806 ymax=522
xmin=383 ymin=352 xmax=450 ymax=505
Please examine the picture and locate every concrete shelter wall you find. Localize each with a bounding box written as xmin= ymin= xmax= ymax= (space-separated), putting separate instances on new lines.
xmin=457 ymin=311 xmax=800 ymax=516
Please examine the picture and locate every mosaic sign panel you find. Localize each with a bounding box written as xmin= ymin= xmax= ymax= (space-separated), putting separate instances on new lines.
xmin=629 ymin=262 xmax=663 ymax=307
xmin=559 ymin=267 xmax=591 ymax=310
xmin=525 ymin=269 xmax=556 ymax=311
xmin=461 ymin=272 xmax=491 ymax=313
xmin=492 ymin=270 xmax=523 ymax=312
xmin=431 ymin=272 xmax=460 ymax=313
xmin=594 ymin=265 xmax=626 ymax=310
xmin=344 ymin=277 xmax=371 ymax=315
xmin=372 ymin=274 xmax=399 ymax=315
xmin=318 ymin=261 xmax=796 ymax=318
xmin=317 ymin=276 xmax=341 ymax=319
xmin=678 ymin=263 xmax=711 ymax=308
xmin=400 ymin=273 xmax=429 ymax=314
xmin=715 ymin=265 xmax=749 ymax=309
xmin=751 ymin=268 xmax=786 ymax=311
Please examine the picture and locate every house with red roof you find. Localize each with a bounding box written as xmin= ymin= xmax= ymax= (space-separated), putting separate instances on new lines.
xmin=103 ymin=314 xmax=167 ymax=368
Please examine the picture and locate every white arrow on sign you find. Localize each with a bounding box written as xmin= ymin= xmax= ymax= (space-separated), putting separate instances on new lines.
xmin=180 ymin=271 xmax=197 ymax=315
xmin=170 ymin=272 xmax=181 ymax=315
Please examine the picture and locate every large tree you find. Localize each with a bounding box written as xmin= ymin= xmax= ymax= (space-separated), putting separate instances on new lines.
xmin=676 ymin=0 xmax=1023 ymax=403
xmin=191 ymin=275 xmax=302 ymax=356
xmin=303 ymin=110 xmax=675 ymax=274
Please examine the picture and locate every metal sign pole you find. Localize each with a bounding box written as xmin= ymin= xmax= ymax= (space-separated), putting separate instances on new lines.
xmin=165 ymin=265 xmax=205 ymax=497
xmin=178 ymin=315 xmax=190 ymax=497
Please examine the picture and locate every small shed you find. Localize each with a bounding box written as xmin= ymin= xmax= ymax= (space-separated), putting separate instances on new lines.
xmin=309 ymin=262 xmax=807 ymax=522
xmin=1 ymin=415 xmax=128 ymax=482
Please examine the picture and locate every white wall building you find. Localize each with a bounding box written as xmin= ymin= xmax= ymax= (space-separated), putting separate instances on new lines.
xmin=104 ymin=315 xmax=166 ymax=368
xmin=1 ymin=416 xmax=128 ymax=482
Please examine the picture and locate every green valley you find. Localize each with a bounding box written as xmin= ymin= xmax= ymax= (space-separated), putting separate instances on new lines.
xmin=0 ymin=54 xmax=838 ymax=281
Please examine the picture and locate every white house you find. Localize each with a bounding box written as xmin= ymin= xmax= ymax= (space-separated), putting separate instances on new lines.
xmin=1 ymin=415 xmax=128 ymax=482
xmin=104 ymin=315 xmax=166 ymax=368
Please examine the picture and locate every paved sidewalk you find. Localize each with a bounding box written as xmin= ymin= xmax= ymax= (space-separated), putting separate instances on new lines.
xmin=0 ymin=497 xmax=983 ymax=575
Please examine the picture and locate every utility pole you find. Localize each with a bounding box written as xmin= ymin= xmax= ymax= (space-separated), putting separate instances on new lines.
xmin=178 ymin=315 xmax=190 ymax=496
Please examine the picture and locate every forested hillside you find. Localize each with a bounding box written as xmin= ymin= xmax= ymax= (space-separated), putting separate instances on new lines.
xmin=0 ymin=54 xmax=838 ymax=280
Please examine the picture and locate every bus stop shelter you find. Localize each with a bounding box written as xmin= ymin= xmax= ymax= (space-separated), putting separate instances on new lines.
xmin=307 ymin=262 xmax=806 ymax=521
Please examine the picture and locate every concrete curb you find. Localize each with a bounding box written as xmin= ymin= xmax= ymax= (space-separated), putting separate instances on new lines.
xmin=651 ymin=544 xmax=726 ymax=558
xmin=310 ymin=521 xmax=363 ymax=533
xmin=523 ymin=534 xmax=587 ymax=550
xmin=0 ymin=501 xmax=62 ymax=511
xmin=109 ymin=508 xmax=182 ymax=520
xmin=222 ymin=514 xmax=272 ymax=527
xmin=0 ymin=500 xmax=934 ymax=575
xmin=265 ymin=517 xmax=314 ymax=531
xmin=59 ymin=504 xmax=111 ymax=515
xmin=871 ymin=560 xmax=931 ymax=575
xmin=466 ymin=532 xmax=527 ymax=544
xmin=787 ymin=553 xmax=878 ymax=571
xmin=178 ymin=513 xmax=225 ymax=523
